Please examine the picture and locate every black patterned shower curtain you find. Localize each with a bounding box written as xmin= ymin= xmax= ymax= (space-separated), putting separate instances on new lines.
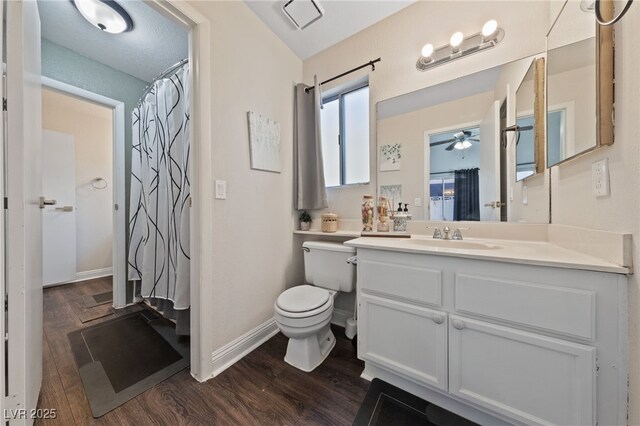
xmin=128 ymin=64 xmax=191 ymax=335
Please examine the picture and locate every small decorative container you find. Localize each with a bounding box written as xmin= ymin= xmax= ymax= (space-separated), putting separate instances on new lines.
xmin=321 ymin=213 xmax=338 ymax=233
xmin=392 ymin=213 xmax=412 ymax=232
xmin=300 ymin=221 xmax=311 ymax=231
xmin=377 ymin=196 xmax=389 ymax=232
xmin=362 ymin=195 xmax=374 ymax=232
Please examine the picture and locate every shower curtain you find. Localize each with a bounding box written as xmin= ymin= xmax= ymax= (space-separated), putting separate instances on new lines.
xmin=128 ymin=64 xmax=190 ymax=335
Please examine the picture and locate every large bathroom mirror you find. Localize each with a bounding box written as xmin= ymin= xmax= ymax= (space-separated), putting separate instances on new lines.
xmin=515 ymin=58 xmax=545 ymax=181
xmin=377 ymin=55 xmax=549 ymax=223
xmin=546 ymin=0 xmax=614 ymax=166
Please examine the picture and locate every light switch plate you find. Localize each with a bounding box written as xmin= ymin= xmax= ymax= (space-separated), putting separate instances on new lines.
xmin=522 ymin=185 xmax=528 ymax=205
xmin=215 ymin=180 xmax=227 ymax=200
xmin=414 ymin=198 xmax=421 ymax=207
xmin=592 ymin=158 xmax=610 ymax=197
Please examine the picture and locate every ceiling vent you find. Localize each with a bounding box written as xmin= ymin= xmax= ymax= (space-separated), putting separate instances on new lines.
xmin=282 ymin=0 xmax=324 ymax=30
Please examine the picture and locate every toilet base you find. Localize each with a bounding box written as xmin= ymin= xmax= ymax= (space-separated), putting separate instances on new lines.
xmin=284 ymin=324 xmax=335 ymax=372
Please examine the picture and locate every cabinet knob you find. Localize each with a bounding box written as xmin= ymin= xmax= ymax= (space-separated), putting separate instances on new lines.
xmin=452 ymin=319 xmax=465 ymax=330
xmin=431 ymin=314 xmax=445 ymax=325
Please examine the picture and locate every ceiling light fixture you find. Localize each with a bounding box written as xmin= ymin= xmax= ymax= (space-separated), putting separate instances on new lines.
xmin=72 ymin=0 xmax=134 ymax=34
xmin=417 ymin=20 xmax=504 ymax=72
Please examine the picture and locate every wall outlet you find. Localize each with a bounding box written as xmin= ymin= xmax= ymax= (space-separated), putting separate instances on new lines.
xmin=592 ymin=158 xmax=610 ymax=197
xmin=414 ymin=198 xmax=421 ymax=207
xmin=215 ymin=180 xmax=227 ymax=199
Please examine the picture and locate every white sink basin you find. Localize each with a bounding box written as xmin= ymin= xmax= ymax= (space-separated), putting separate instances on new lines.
xmin=406 ymin=238 xmax=502 ymax=250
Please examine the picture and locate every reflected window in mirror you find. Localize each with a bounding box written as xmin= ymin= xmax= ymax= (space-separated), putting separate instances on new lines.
xmin=320 ymin=84 xmax=370 ymax=187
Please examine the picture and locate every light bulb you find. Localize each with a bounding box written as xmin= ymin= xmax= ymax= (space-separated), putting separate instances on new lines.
xmin=450 ymin=32 xmax=464 ymax=48
xmin=482 ymin=20 xmax=498 ymax=38
xmin=421 ymin=43 xmax=434 ymax=58
xmin=454 ymin=141 xmax=464 ymax=150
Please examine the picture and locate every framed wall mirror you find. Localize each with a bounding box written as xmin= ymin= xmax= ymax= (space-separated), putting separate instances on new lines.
xmin=546 ymin=0 xmax=614 ymax=167
xmin=515 ymin=58 xmax=545 ymax=181
xmin=376 ymin=55 xmax=549 ymax=223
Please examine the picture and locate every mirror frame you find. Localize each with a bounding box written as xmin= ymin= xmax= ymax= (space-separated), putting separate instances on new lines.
xmin=533 ymin=57 xmax=546 ymax=175
xmin=514 ymin=57 xmax=545 ymax=181
xmin=545 ymin=0 xmax=614 ymax=167
xmin=596 ymin=1 xmax=614 ymax=148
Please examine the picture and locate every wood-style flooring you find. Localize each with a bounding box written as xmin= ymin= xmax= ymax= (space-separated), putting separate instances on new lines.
xmin=37 ymin=278 xmax=369 ymax=425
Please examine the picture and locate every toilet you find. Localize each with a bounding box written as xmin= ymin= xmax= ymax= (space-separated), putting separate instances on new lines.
xmin=274 ymin=241 xmax=356 ymax=372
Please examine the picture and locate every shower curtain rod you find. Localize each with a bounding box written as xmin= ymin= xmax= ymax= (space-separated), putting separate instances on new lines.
xmin=304 ymin=57 xmax=381 ymax=93
xmin=137 ymin=58 xmax=189 ymax=105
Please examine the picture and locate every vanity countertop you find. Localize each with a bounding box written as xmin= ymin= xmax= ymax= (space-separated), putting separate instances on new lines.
xmin=344 ymin=235 xmax=630 ymax=275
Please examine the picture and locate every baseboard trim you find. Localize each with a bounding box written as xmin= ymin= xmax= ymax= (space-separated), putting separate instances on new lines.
xmin=73 ymin=267 xmax=113 ymax=283
xmin=331 ymin=308 xmax=353 ymax=328
xmin=211 ymin=318 xmax=279 ymax=377
xmin=45 ymin=267 xmax=114 ymax=287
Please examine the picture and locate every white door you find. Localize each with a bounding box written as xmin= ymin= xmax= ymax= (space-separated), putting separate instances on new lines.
xmin=4 ymin=0 xmax=43 ymax=422
xmin=448 ymin=315 xmax=595 ymax=426
xmin=479 ymin=101 xmax=500 ymax=221
xmin=42 ymin=130 xmax=76 ymax=286
xmin=359 ymin=293 xmax=448 ymax=391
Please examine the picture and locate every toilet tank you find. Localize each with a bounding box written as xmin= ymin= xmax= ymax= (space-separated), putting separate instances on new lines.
xmin=303 ymin=241 xmax=356 ymax=292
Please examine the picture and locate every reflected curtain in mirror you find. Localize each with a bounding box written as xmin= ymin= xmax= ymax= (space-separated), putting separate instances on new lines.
xmin=294 ymin=75 xmax=328 ymax=210
xmin=453 ymin=168 xmax=480 ymax=221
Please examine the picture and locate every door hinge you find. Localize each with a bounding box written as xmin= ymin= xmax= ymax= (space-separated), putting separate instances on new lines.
xmin=2 ymin=98 xmax=7 ymax=111
xmin=595 ymin=356 xmax=600 ymax=377
xmin=114 ymin=203 xmax=119 ymax=211
xmin=3 ymin=197 xmax=7 ymax=209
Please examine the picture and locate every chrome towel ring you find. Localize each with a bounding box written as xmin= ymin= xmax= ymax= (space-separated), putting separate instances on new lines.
xmin=91 ymin=177 xmax=108 ymax=190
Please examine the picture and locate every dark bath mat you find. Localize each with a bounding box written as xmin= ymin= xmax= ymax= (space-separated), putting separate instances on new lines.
xmin=353 ymin=378 xmax=478 ymax=426
xmin=68 ymin=308 xmax=190 ymax=417
xmin=82 ymin=291 xmax=113 ymax=308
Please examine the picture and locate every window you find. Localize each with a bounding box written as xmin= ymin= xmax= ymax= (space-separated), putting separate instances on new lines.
xmin=320 ymin=85 xmax=370 ymax=187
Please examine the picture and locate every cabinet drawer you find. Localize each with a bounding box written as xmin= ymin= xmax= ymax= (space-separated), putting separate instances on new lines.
xmin=448 ymin=315 xmax=595 ymax=426
xmin=359 ymin=259 xmax=442 ymax=307
xmin=454 ymin=274 xmax=595 ymax=340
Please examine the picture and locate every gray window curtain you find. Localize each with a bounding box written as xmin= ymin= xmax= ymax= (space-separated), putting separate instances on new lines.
xmin=294 ymin=75 xmax=328 ymax=210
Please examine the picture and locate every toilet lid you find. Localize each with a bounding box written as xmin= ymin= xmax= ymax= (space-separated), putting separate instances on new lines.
xmin=276 ymin=285 xmax=330 ymax=313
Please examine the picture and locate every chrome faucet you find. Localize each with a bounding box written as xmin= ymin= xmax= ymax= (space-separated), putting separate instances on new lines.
xmin=428 ymin=226 xmax=442 ymax=239
xmin=442 ymin=226 xmax=452 ymax=240
xmin=452 ymin=227 xmax=469 ymax=240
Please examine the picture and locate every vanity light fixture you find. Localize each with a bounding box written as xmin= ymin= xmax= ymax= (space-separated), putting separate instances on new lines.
xmin=417 ymin=20 xmax=505 ymax=72
xmin=71 ymin=0 xmax=134 ymax=34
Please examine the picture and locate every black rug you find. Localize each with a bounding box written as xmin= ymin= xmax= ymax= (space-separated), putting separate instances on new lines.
xmin=68 ymin=308 xmax=190 ymax=417
xmin=353 ymin=379 xmax=478 ymax=426
xmin=82 ymin=291 xmax=113 ymax=308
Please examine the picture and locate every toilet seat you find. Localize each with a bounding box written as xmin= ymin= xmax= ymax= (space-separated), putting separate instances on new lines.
xmin=276 ymin=285 xmax=332 ymax=319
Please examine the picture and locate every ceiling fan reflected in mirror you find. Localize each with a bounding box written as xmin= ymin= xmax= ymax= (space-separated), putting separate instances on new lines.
xmin=430 ymin=130 xmax=480 ymax=151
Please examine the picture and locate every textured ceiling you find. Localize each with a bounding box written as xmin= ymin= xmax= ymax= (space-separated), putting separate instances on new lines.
xmin=244 ymin=0 xmax=417 ymax=60
xmin=38 ymin=0 xmax=188 ymax=82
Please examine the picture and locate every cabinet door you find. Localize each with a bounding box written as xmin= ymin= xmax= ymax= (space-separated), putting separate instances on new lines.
xmin=448 ymin=315 xmax=595 ymax=426
xmin=359 ymin=293 xmax=447 ymax=391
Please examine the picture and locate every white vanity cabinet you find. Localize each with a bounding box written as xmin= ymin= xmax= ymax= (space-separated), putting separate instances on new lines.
xmin=355 ymin=247 xmax=628 ymax=426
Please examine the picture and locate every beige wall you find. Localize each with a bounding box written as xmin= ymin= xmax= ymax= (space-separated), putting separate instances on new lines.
xmin=187 ymin=0 xmax=303 ymax=370
xmin=41 ymin=88 xmax=113 ymax=275
xmin=303 ymin=1 xmax=549 ymax=220
xmin=301 ymin=0 xmax=640 ymax=422
xmin=551 ymin=5 xmax=640 ymax=423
